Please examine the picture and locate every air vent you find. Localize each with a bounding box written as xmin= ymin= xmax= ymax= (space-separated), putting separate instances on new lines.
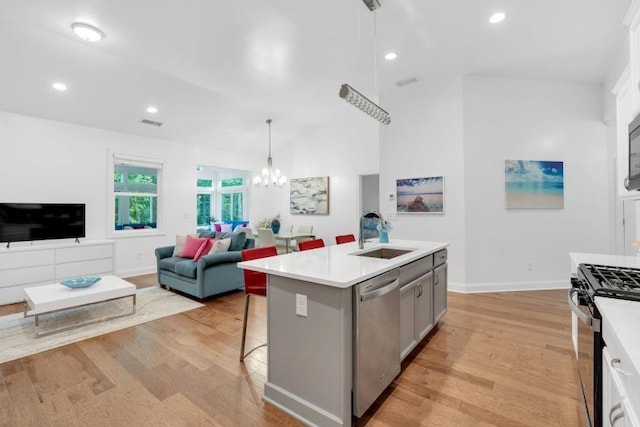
xmin=140 ymin=118 xmax=163 ymax=127
xmin=362 ymin=0 xmax=381 ymax=11
xmin=395 ymin=77 xmax=420 ymax=87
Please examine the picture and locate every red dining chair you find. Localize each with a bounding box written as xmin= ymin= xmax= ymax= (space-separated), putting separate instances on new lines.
xmin=298 ymin=238 xmax=325 ymax=251
xmin=240 ymin=245 xmax=278 ymax=361
xmin=335 ymin=234 xmax=356 ymax=245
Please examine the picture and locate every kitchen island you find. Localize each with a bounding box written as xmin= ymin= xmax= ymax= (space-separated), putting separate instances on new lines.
xmin=238 ymin=239 xmax=448 ymax=427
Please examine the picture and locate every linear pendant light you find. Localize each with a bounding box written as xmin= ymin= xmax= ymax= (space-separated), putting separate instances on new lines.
xmin=339 ymin=83 xmax=391 ymax=125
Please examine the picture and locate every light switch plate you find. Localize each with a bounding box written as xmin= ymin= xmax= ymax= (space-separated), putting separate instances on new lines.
xmin=296 ymin=294 xmax=307 ymax=317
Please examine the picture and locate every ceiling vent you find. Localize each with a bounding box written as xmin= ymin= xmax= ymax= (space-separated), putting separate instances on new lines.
xmin=362 ymin=0 xmax=381 ymax=11
xmin=140 ymin=118 xmax=163 ymax=127
xmin=395 ymin=77 xmax=421 ymax=87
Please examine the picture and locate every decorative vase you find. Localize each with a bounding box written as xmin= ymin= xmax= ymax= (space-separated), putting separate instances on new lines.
xmin=271 ymin=219 xmax=281 ymax=235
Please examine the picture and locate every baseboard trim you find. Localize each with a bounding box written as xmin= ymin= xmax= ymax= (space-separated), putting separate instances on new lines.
xmin=118 ymin=266 xmax=156 ymax=278
xmin=449 ymin=279 xmax=570 ymax=294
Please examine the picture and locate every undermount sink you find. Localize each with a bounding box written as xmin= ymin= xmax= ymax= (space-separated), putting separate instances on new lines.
xmin=353 ymin=247 xmax=414 ymax=259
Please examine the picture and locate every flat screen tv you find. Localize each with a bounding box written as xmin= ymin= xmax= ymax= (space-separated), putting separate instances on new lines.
xmin=0 ymin=203 xmax=85 ymax=244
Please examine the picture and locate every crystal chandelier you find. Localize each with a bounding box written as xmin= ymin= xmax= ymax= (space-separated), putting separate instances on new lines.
xmin=254 ymin=119 xmax=287 ymax=188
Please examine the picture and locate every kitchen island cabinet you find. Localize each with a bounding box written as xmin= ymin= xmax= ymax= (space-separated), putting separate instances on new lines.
xmin=239 ymin=239 xmax=448 ymax=427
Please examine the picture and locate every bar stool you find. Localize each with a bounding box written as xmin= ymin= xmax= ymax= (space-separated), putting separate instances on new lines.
xmin=335 ymin=234 xmax=356 ymax=244
xmin=240 ymin=245 xmax=278 ymax=361
xmin=298 ymin=238 xmax=325 ymax=251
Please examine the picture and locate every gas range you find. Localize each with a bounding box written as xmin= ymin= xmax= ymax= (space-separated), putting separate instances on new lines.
xmin=577 ymin=263 xmax=640 ymax=302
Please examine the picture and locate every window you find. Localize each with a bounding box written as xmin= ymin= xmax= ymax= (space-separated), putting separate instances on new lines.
xmin=197 ymin=179 xmax=213 ymax=227
xmin=196 ymin=168 xmax=248 ymax=226
xmin=220 ymin=177 xmax=244 ymax=221
xmin=111 ymin=153 xmax=162 ymax=233
xmin=221 ymin=192 xmax=243 ymax=221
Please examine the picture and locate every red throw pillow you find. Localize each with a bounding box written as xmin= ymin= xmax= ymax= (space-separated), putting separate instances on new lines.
xmin=194 ymin=238 xmax=215 ymax=261
xmin=180 ymin=236 xmax=207 ymax=259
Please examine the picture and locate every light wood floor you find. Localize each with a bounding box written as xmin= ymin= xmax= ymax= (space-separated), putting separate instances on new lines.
xmin=0 ymin=275 xmax=582 ymax=426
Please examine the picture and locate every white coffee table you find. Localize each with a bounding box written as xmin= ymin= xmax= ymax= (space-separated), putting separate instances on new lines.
xmin=23 ymin=275 xmax=136 ymax=337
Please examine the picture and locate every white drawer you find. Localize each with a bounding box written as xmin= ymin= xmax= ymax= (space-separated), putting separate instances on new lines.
xmin=603 ymin=320 xmax=640 ymax=413
xmin=55 ymin=258 xmax=113 ymax=280
xmin=56 ymin=244 xmax=113 ymax=264
xmin=0 ymin=265 xmax=55 ymax=287
xmin=0 ymin=249 xmax=55 ymax=270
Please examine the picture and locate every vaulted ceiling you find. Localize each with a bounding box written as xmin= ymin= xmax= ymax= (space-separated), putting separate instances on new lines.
xmin=0 ymin=0 xmax=631 ymax=152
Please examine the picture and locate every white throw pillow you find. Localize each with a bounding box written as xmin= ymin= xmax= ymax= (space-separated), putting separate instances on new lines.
xmin=208 ymin=238 xmax=231 ymax=254
xmin=220 ymin=223 xmax=233 ymax=233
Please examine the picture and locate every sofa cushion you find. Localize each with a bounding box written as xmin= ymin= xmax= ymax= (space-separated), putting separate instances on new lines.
xmin=208 ymin=238 xmax=231 ymax=254
xmin=215 ymin=231 xmax=247 ymax=251
xmin=173 ymin=259 xmax=198 ymax=278
xmin=194 ymin=239 xmax=214 ymax=260
xmin=173 ymin=234 xmax=198 ymax=256
xmin=159 ymin=256 xmax=197 ymax=279
xmin=180 ymin=236 xmax=208 ymax=258
xmin=198 ymin=231 xmax=216 ymax=239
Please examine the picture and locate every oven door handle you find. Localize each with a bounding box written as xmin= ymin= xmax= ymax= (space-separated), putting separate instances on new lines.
xmin=568 ymin=288 xmax=592 ymax=326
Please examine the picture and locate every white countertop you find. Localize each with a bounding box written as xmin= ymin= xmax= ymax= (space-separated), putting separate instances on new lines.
xmin=569 ymin=252 xmax=640 ymax=274
xmin=237 ymin=239 xmax=449 ymax=288
xmin=596 ymin=297 xmax=640 ymax=384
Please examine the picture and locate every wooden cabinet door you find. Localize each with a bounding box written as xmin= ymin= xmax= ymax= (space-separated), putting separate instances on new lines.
xmin=415 ymin=272 xmax=434 ymax=341
xmin=434 ymin=264 xmax=447 ymax=324
xmin=400 ymin=281 xmax=417 ymax=360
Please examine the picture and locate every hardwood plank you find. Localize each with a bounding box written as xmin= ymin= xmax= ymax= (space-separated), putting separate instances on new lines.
xmin=0 ymin=280 xmax=583 ymax=426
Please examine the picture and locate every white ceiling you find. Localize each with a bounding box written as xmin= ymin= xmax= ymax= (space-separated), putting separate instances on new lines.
xmin=0 ymin=0 xmax=631 ymax=152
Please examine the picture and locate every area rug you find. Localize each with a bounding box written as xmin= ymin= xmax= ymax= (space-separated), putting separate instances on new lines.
xmin=0 ymin=287 xmax=204 ymax=364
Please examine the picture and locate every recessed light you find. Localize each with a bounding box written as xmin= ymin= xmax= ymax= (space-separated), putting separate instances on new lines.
xmin=52 ymin=82 xmax=67 ymax=92
xmin=384 ymin=52 xmax=397 ymax=61
xmin=71 ymin=22 xmax=105 ymax=42
xmin=489 ymin=12 xmax=506 ymax=24
xmin=146 ymin=106 xmax=158 ymax=114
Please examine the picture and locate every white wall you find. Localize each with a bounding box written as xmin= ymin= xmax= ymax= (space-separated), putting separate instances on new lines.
xmin=0 ymin=110 xmax=269 ymax=277
xmin=274 ymin=115 xmax=379 ymax=243
xmin=379 ymin=77 xmax=467 ymax=287
xmin=462 ymin=76 xmax=611 ymax=291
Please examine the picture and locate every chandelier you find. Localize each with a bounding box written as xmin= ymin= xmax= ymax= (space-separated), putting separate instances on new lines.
xmin=254 ymin=119 xmax=287 ymax=188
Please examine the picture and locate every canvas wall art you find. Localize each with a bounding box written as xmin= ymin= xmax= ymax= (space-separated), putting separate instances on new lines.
xmin=505 ymin=160 xmax=564 ymax=209
xmin=290 ymin=176 xmax=330 ymax=215
xmin=396 ymin=176 xmax=444 ymax=214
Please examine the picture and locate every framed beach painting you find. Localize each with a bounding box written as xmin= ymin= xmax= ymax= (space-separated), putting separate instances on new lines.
xmin=396 ymin=176 xmax=444 ymax=214
xmin=505 ymin=160 xmax=564 ymax=209
xmin=290 ymin=176 xmax=330 ymax=215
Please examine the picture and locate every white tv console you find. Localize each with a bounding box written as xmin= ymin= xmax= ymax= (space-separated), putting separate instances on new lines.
xmin=0 ymin=239 xmax=114 ymax=305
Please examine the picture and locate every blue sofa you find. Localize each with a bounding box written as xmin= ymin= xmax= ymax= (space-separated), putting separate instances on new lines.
xmin=155 ymin=230 xmax=254 ymax=299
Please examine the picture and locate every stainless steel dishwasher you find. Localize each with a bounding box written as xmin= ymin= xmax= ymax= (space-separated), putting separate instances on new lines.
xmin=353 ymin=269 xmax=400 ymax=417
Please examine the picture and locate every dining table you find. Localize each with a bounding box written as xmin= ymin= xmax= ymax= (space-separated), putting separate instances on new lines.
xmin=273 ymin=230 xmax=316 ymax=253
xmin=242 ymin=228 xmax=315 ymax=253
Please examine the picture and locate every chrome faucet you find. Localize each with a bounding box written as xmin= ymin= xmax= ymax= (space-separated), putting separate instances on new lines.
xmin=359 ymin=210 xmax=384 ymax=249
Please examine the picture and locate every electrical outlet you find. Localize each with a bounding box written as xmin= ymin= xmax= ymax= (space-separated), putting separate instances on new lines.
xmin=528 ymin=261 xmax=533 ymax=271
xmin=296 ymin=294 xmax=307 ymax=317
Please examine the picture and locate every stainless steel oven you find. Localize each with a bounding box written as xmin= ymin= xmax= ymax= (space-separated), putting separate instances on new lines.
xmin=569 ymin=263 xmax=640 ymax=427
xmin=569 ymin=278 xmax=602 ymax=427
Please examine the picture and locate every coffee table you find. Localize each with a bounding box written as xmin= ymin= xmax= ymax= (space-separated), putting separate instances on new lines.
xmin=23 ymin=275 xmax=136 ymax=338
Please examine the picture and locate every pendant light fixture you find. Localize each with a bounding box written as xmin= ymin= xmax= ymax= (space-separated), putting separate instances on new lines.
xmin=339 ymin=1 xmax=391 ymax=125
xmin=254 ymin=119 xmax=287 ymax=188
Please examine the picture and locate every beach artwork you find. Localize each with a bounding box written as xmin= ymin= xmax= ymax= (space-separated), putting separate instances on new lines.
xmin=505 ymin=160 xmax=564 ymax=209
xmin=396 ymin=176 xmax=444 ymax=214
xmin=290 ymin=176 xmax=330 ymax=215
